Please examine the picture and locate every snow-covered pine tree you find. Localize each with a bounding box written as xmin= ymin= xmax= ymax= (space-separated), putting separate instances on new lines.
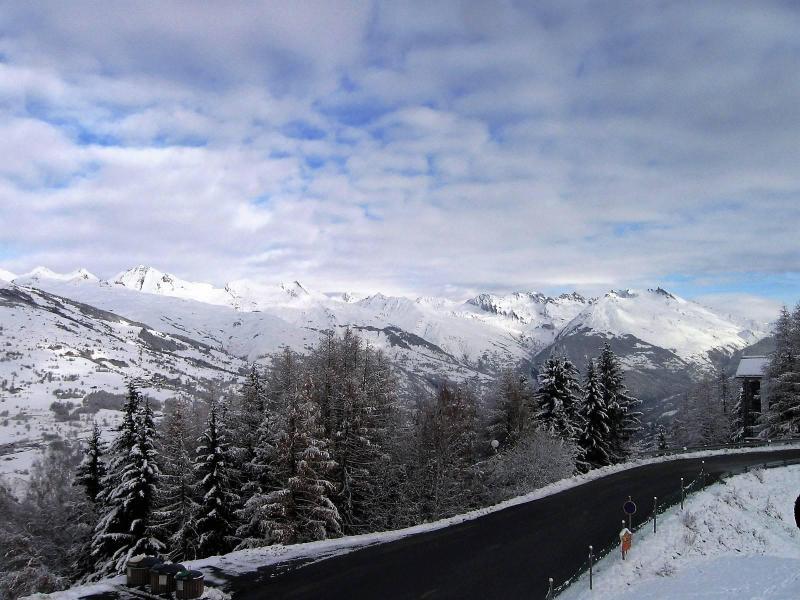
xmin=91 ymin=383 xmax=144 ymax=575
xmin=228 ymin=364 xmax=267 ymax=502
xmin=154 ymin=400 xmax=199 ymax=562
xmin=245 ymin=373 xmax=341 ymax=545
xmin=295 ymin=330 xmax=400 ymax=535
xmin=485 ymin=370 xmax=536 ymax=449
xmin=414 ymin=384 xmax=479 ymax=520
xmin=0 ymin=441 xmax=91 ymax=596
xmin=234 ymin=347 xmax=305 ymax=547
xmin=656 ymin=424 xmax=668 ymax=451
xmin=121 ymin=396 xmax=163 ymax=557
xmin=75 ymin=421 xmax=106 ymax=504
xmin=289 ymin=375 xmax=342 ymax=542
xmin=194 ymin=401 xmax=239 ymax=558
xmin=338 ymin=343 xmax=398 ymax=534
xmin=91 ymin=389 xmax=163 ymax=576
xmin=234 ymin=407 xmax=283 ymax=548
xmin=597 ymin=343 xmax=641 ymax=462
xmin=535 ymin=356 xmax=583 ymax=441
xmin=766 ymin=305 xmax=800 ymax=436
xmin=577 ymin=359 xmax=612 ymax=471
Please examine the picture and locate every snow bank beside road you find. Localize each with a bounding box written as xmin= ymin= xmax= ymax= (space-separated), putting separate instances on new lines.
xmin=560 ymin=465 xmax=800 ymax=599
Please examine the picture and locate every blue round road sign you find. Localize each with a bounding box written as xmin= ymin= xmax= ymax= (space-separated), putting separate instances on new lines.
xmin=623 ymin=500 xmax=637 ymax=515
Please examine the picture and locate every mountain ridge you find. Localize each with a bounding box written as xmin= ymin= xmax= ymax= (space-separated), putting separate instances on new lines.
xmin=0 ymin=264 xmax=774 ymax=483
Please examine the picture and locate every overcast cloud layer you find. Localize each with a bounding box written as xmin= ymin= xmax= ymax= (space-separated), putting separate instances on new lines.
xmin=0 ymin=1 xmax=798 ymax=314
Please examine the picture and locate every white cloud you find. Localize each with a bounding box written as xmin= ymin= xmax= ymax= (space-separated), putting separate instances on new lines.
xmin=0 ymin=1 xmax=798 ymax=309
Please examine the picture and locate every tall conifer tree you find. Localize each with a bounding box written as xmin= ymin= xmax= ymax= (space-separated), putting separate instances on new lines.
xmin=597 ymin=344 xmax=641 ymax=462
xmin=577 ymin=360 xmax=612 ymax=471
xmin=536 ymin=356 xmax=583 ymax=441
xmin=75 ymin=421 xmax=106 ymax=504
xmin=195 ymin=401 xmax=239 ymax=558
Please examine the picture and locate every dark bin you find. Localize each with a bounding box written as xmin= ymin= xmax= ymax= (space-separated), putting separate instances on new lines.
xmin=175 ymin=570 xmax=205 ymax=599
xmin=150 ymin=562 xmax=185 ymax=595
xmin=126 ymin=556 xmax=163 ymax=587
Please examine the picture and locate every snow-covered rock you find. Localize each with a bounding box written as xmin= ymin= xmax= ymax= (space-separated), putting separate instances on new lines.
xmin=113 ymin=265 xmax=233 ymax=306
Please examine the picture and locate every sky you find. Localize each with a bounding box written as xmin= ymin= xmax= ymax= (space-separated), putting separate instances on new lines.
xmin=0 ymin=1 xmax=798 ymax=321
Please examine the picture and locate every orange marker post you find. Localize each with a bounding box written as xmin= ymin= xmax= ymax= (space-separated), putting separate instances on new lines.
xmin=619 ymin=520 xmax=632 ymax=560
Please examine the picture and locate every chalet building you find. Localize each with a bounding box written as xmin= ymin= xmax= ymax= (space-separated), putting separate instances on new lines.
xmin=735 ymin=355 xmax=769 ymax=438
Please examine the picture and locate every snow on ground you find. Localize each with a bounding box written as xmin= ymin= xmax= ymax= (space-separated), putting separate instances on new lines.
xmin=560 ymin=465 xmax=800 ymax=600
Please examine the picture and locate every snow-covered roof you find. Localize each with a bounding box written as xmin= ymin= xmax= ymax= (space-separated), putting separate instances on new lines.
xmin=735 ymin=356 xmax=768 ymax=378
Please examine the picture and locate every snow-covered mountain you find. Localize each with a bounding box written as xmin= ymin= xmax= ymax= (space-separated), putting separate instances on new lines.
xmin=15 ymin=266 xmax=98 ymax=284
xmin=0 ymin=268 xmax=15 ymax=282
xmin=0 ymin=277 xmax=249 ymax=484
xmin=534 ymin=287 xmax=766 ymax=420
xmin=0 ymin=264 xmax=772 ymax=480
xmin=558 ymin=288 xmax=760 ymax=361
xmin=5 ymin=266 xmax=768 ymax=380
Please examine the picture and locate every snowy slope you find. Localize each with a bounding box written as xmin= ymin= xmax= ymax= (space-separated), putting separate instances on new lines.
xmin=0 ymin=280 xmax=248 ymax=485
xmin=561 ymin=288 xmax=760 ymax=361
xmin=560 ymin=465 xmax=800 ymax=600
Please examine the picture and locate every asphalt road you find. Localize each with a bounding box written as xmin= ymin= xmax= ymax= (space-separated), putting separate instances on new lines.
xmin=231 ymin=449 xmax=800 ymax=600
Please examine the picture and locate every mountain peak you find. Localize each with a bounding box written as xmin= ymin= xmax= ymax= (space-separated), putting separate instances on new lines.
xmin=279 ymin=280 xmax=309 ymax=298
xmin=648 ymin=286 xmax=677 ymax=300
xmin=19 ymin=266 xmax=98 ymax=282
xmin=556 ymin=291 xmax=588 ymax=303
xmin=114 ymin=265 xmax=169 ymax=290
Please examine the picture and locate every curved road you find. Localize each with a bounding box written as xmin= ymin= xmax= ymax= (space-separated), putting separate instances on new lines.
xmin=231 ymin=449 xmax=800 ymax=600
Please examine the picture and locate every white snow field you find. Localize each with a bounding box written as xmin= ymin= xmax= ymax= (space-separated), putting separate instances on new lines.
xmin=560 ymin=465 xmax=800 ymax=600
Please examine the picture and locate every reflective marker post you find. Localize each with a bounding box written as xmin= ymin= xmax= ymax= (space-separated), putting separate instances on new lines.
xmin=589 ymin=545 xmax=594 ymax=590
xmin=680 ymin=477 xmax=685 ymax=510
xmin=653 ymin=496 xmax=658 ymax=534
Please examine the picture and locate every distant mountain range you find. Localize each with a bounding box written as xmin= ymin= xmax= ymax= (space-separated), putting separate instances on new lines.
xmin=0 ymin=264 xmax=772 ymax=477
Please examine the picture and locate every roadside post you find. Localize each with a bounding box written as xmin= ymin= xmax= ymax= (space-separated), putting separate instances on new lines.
xmin=589 ymin=545 xmax=594 ymax=590
xmin=680 ymin=477 xmax=684 ymax=509
xmin=623 ymin=496 xmax=637 ymax=531
xmin=653 ymin=496 xmax=658 ymax=533
xmin=619 ymin=521 xmax=632 ymax=560
xmin=546 ymin=577 xmax=554 ymax=599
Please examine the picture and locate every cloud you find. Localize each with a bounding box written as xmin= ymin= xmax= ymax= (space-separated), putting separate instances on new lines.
xmin=694 ymin=294 xmax=784 ymax=328
xmin=0 ymin=1 xmax=798 ymax=307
